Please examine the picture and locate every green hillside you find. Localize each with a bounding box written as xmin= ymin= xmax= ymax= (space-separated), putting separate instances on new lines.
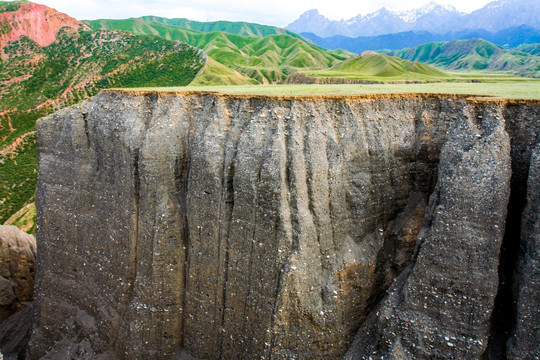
xmin=0 ymin=27 xmax=205 ymax=227
xmin=0 ymin=1 xmax=25 ymax=12
xmin=517 ymin=43 xmax=540 ymax=56
xmin=328 ymin=48 xmax=357 ymax=58
xmin=85 ymin=17 xmax=353 ymax=84
xmin=139 ymin=16 xmax=303 ymax=39
xmin=302 ymin=51 xmax=449 ymax=82
xmin=191 ymin=56 xmax=255 ymax=85
xmin=86 ymin=17 xmax=301 ymax=38
xmin=391 ymin=39 xmax=540 ymax=77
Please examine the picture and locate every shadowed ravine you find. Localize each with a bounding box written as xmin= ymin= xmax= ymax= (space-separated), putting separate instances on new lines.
xmin=28 ymin=91 xmax=539 ymax=359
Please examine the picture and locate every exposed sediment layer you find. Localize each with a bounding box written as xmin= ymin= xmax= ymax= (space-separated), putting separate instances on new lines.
xmin=30 ymin=91 xmax=539 ymax=359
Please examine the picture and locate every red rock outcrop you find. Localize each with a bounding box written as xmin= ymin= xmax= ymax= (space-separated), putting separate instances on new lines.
xmin=0 ymin=2 xmax=88 ymax=58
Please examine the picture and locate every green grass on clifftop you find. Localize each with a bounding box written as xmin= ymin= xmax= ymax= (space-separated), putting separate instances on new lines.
xmin=126 ymin=81 xmax=540 ymax=99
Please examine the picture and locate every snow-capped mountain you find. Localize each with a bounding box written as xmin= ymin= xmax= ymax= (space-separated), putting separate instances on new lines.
xmin=287 ymin=0 xmax=539 ymax=37
xmin=397 ymin=2 xmax=460 ymax=23
xmin=463 ymin=0 xmax=540 ymax=32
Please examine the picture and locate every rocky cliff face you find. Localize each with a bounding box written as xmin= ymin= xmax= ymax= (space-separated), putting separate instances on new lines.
xmin=30 ymin=91 xmax=539 ymax=359
xmin=507 ymin=144 xmax=540 ymax=359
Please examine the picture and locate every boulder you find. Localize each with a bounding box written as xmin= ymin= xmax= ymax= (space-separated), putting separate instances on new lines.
xmin=0 ymin=225 xmax=36 ymax=322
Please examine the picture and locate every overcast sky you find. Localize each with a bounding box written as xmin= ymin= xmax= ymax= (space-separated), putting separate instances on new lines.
xmin=34 ymin=0 xmax=494 ymax=27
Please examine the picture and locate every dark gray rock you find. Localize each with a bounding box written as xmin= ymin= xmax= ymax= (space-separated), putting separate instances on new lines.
xmin=0 ymin=306 xmax=32 ymax=360
xmin=507 ymin=144 xmax=540 ymax=359
xmin=29 ymin=92 xmax=540 ymax=360
xmin=345 ymin=107 xmax=512 ymax=359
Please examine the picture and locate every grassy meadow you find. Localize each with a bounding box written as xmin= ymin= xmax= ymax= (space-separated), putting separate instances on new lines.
xmin=124 ymin=79 xmax=540 ymax=99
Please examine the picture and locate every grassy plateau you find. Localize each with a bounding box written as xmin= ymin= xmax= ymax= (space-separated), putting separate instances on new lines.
xmin=123 ymin=80 xmax=540 ymax=99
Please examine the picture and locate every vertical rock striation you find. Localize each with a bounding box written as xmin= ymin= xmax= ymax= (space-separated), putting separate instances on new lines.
xmin=507 ymin=144 xmax=540 ymax=360
xmin=29 ymin=91 xmax=539 ymax=359
xmin=345 ymin=107 xmax=512 ymax=359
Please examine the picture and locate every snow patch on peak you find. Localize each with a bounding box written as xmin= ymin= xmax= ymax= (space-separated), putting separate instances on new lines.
xmin=398 ymin=2 xmax=459 ymax=22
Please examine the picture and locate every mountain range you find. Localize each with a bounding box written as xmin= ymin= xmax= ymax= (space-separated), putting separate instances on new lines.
xmin=301 ymin=25 xmax=540 ymax=54
xmin=287 ymin=0 xmax=540 ymax=37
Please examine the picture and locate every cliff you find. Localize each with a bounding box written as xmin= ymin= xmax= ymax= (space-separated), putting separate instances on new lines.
xmin=30 ymin=91 xmax=540 ymax=359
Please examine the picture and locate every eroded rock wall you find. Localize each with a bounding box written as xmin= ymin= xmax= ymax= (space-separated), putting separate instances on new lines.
xmin=507 ymin=144 xmax=540 ymax=360
xmin=345 ymin=107 xmax=512 ymax=359
xmin=29 ymin=92 xmax=540 ymax=359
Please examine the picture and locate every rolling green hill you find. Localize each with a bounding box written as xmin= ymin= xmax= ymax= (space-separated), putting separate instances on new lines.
xmin=190 ymin=56 xmax=255 ymax=85
xmin=517 ymin=43 xmax=540 ymax=56
xmin=96 ymin=16 xmax=304 ymax=39
xmin=302 ymin=51 xmax=449 ymax=82
xmin=0 ymin=21 xmax=205 ymax=228
xmin=85 ymin=17 xmax=355 ymax=84
xmin=390 ymin=39 xmax=540 ymax=77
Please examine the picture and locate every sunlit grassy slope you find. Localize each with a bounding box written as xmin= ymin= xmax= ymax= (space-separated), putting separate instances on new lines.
xmin=302 ymin=51 xmax=451 ymax=81
xmin=125 ymin=81 xmax=540 ymax=99
xmin=190 ymin=57 xmax=255 ymax=85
